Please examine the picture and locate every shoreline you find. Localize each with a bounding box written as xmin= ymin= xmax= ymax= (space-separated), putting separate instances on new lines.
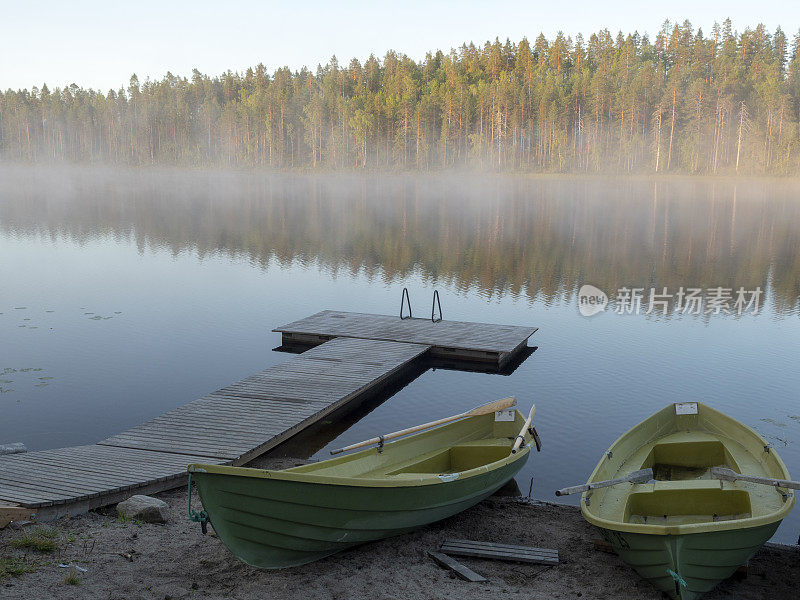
xmin=2 ymin=459 xmax=798 ymax=599
xmin=3 ymin=162 xmax=800 ymax=183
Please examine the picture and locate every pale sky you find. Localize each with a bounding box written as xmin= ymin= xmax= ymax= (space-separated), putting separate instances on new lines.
xmin=2 ymin=1 xmax=798 ymax=92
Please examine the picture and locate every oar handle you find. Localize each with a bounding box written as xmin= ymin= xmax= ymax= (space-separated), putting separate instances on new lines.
xmin=511 ymin=405 xmax=535 ymax=454
xmin=711 ymin=467 xmax=800 ymax=491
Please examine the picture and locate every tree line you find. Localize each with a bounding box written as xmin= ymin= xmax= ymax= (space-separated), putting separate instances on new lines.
xmin=2 ymin=20 xmax=800 ymax=174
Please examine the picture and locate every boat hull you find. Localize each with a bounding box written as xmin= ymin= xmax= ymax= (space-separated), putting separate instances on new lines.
xmin=597 ymin=522 xmax=780 ymax=600
xmin=192 ymin=454 xmax=527 ymax=568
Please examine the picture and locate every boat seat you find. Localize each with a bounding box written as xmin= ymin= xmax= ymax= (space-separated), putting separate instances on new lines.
xmin=625 ymin=480 xmax=752 ymax=525
xmin=636 ymin=433 xmax=742 ymax=481
xmin=639 ymin=479 xmax=724 ymax=491
xmin=376 ymin=441 xmax=512 ymax=477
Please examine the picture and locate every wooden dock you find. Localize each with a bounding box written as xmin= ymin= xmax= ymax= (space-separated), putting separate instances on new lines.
xmin=0 ymin=311 xmax=536 ymax=520
xmin=276 ymin=310 xmax=537 ymax=368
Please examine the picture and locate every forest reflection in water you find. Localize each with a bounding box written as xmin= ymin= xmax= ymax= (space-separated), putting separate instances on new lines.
xmin=1 ymin=166 xmax=799 ymax=315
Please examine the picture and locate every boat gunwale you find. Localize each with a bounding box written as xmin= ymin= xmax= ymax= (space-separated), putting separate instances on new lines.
xmin=581 ymin=403 xmax=795 ymax=536
xmin=188 ymin=413 xmax=533 ymax=488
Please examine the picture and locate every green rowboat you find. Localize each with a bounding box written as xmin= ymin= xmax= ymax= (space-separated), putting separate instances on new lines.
xmin=581 ymin=402 xmax=794 ymax=600
xmin=187 ymin=408 xmax=533 ymax=568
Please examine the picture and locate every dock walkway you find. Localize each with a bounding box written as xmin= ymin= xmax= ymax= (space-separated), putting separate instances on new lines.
xmin=0 ymin=311 xmax=536 ymax=521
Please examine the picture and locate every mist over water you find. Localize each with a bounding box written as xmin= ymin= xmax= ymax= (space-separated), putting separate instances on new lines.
xmin=1 ymin=166 xmax=800 ymax=542
xmin=3 ymin=166 xmax=800 ymax=309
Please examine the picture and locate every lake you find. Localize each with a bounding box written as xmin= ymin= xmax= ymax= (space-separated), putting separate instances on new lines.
xmin=1 ymin=166 xmax=799 ymax=543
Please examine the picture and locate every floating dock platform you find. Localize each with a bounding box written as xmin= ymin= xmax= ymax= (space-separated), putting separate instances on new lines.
xmin=0 ymin=311 xmax=536 ymax=521
xmin=276 ymin=310 xmax=535 ymax=369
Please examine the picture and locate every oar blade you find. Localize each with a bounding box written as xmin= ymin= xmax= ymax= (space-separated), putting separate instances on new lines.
xmin=555 ymin=468 xmax=654 ymax=496
xmin=628 ymin=468 xmax=654 ymax=483
xmin=710 ymin=467 xmax=738 ymax=481
xmin=468 ymin=396 xmax=516 ymax=416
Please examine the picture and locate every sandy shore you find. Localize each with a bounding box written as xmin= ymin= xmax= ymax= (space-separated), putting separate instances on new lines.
xmin=1 ymin=461 xmax=798 ymax=600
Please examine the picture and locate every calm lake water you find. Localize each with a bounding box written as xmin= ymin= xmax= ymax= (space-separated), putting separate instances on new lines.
xmin=2 ymin=167 xmax=799 ymax=543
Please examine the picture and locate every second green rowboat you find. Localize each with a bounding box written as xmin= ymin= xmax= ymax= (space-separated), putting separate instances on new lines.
xmin=580 ymin=402 xmax=794 ymax=600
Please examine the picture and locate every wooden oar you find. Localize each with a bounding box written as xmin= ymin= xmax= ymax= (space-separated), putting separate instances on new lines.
xmin=711 ymin=467 xmax=800 ymax=490
xmin=555 ymin=468 xmax=653 ymax=496
xmin=511 ymin=405 xmax=536 ymax=454
xmin=329 ymin=397 xmax=517 ymax=455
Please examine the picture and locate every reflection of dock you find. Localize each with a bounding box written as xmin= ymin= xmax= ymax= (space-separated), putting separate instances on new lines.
xmin=0 ymin=312 xmax=537 ymax=520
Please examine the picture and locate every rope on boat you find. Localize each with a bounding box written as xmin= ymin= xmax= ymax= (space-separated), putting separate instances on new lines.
xmin=187 ymin=473 xmax=210 ymax=535
xmin=667 ymin=569 xmax=687 ymax=589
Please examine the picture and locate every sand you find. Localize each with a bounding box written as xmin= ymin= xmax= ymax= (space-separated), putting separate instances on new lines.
xmin=1 ymin=462 xmax=797 ymax=600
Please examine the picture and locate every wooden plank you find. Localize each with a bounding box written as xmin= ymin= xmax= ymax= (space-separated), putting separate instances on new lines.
xmin=3 ymin=455 xmax=183 ymax=481
xmin=0 ymin=445 xmax=226 ymax=507
xmin=1 ymin=448 xmax=205 ymax=474
xmin=0 ymin=480 xmax=66 ymax=503
xmin=97 ymin=440 xmax=238 ymax=459
xmin=98 ymin=426 xmax=276 ymax=446
xmin=441 ymin=543 xmax=559 ymax=560
xmin=16 ymin=444 xmax=227 ymax=467
xmin=428 ymin=551 xmax=488 ymax=582
xmin=443 ymin=539 xmax=559 ymax=556
xmin=440 ymin=539 xmax=559 ymax=565
xmin=0 ymin=461 xmax=151 ymax=494
xmin=0 ymin=466 xmax=113 ymax=496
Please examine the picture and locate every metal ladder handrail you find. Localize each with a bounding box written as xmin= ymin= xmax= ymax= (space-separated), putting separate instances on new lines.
xmin=400 ymin=287 xmax=413 ymax=319
xmin=431 ymin=290 xmax=442 ymax=323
